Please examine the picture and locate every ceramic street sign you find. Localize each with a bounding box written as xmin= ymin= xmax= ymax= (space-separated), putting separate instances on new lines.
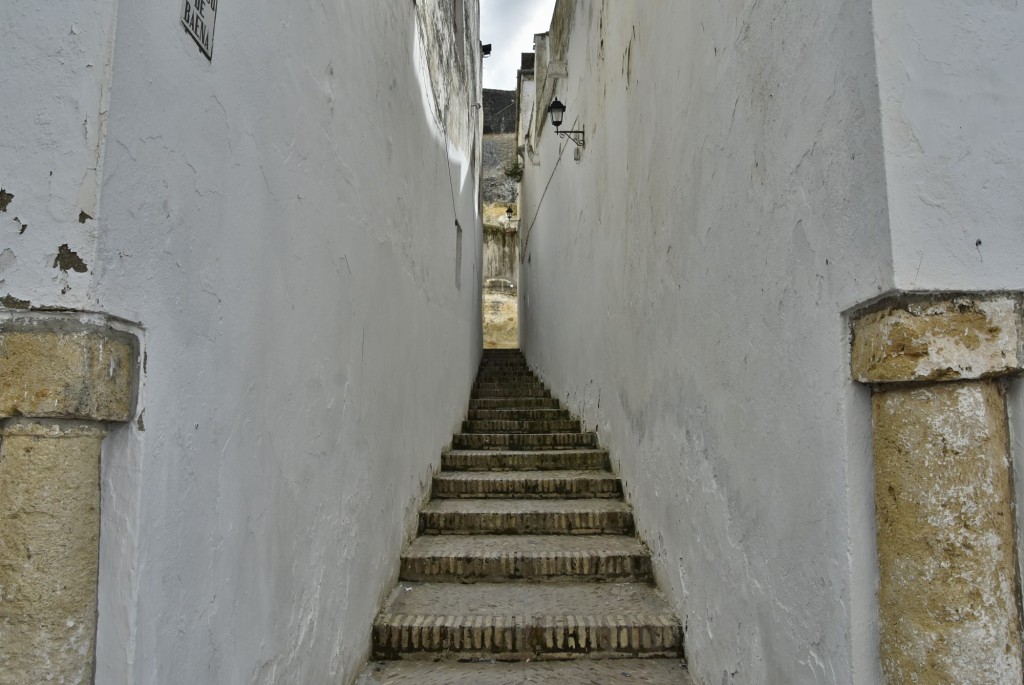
xmin=181 ymin=0 xmax=217 ymax=60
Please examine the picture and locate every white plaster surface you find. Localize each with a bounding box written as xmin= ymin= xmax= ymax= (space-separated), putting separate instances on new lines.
xmin=68 ymin=1 xmax=483 ymax=683
xmin=872 ymin=0 xmax=1024 ymax=290
xmin=0 ymin=0 xmax=118 ymax=308
xmin=518 ymin=2 xmax=891 ymax=683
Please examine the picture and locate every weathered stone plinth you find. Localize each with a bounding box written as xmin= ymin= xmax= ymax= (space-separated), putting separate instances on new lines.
xmin=852 ymin=294 xmax=1024 ymax=684
xmin=0 ymin=323 xmax=137 ymax=421
xmin=0 ymin=317 xmax=138 ymax=685
xmin=0 ymin=420 xmax=106 ymax=685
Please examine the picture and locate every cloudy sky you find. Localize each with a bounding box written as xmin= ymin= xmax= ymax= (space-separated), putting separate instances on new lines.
xmin=480 ymin=0 xmax=557 ymax=90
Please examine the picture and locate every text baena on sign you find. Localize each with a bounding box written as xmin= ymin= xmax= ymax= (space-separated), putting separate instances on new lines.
xmin=181 ymin=0 xmax=217 ymax=60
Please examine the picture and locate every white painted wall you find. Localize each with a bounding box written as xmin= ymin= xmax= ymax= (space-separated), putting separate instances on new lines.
xmin=0 ymin=0 xmax=117 ymax=308
xmin=872 ymin=0 xmax=1024 ymax=290
xmin=518 ymin=2 xmax=891 ymax=683
xmin=73 ymin=1 xmax=482 ymax=683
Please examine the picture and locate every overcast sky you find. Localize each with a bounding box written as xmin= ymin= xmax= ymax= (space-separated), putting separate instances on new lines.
xmin=480 ymin=0 xmax=557 ymax=90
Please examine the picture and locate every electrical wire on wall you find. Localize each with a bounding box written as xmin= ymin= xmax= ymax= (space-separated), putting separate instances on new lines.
xmin=441 ymin=95 xmax=460 ymax=225
xmin=413 ymin=2 xmax=464 ymax=230
xmin=520 ymin=115 xmax=576 ymax=259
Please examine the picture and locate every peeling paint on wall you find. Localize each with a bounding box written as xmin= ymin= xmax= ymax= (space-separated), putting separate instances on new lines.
xmin=0 ymin=0 xmax=118 ymax=309
xmin=0 ymin=295 xmax=30 ymax=309
xmin=53 ymin=244 xmax=89 ymax=273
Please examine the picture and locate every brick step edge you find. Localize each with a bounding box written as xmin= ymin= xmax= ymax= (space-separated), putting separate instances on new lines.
xmin=469 ymin=398 xmax=562 ymax=409
xmin=371 ymin=613 xmax=683 ymax=660
xmin=433 ymin=475 xmax=621 ymax=499
xmin=400 ymin=552 xmax=652 ymax=582
xmin=461 ymin=420 xmax=581 ymax=433
xmin=467 ymin=410 xmax=572 ymax=420
xmin=419 ymin=510 xmax=634 ymax=535
xmin=441 ymin=451 xmax=610 ymax=471
xmin=471 ymin=389 xmax=552 ymax=398
xmin=452 ymin=434 xmax=598 ymax=450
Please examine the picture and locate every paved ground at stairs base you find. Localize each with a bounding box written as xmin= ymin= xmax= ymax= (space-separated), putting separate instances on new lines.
xmin=356 ymin=658 xmax=693 ymax=684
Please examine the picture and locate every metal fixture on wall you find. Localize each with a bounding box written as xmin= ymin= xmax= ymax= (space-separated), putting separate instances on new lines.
xmin=546 ymin=98 xmax=585 ymax=149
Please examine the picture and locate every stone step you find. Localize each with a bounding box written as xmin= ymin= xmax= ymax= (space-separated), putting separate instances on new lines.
xmin=476 ymin=369 xmax=537 ymax=377
xmin=479 ymin=361 xmax=527 ymax=365
xmin=400 ymin=534 xmax=651 ymax=582
xmin=433 ymin=470 xmax=621 ymax=499
xmin=474 ymin=380 xmax=545 ymax=389
xmin=442 ymin=449 xmax=610 ymax=471
xmin=467 ymin=408 xmax=572 ymax=421
xmin=472 ymin=386 xmax=548 ymax=396
xmin=357 ymin=659 xmax=693 ymax=685
xmin=419 ymin=499 xmax=633 ymax=535
xmin=476 ymin=369 xmax=533 ymax=376
xmin=462 ymin=419 xmax=581 ymax=433
xmin=469 ymin=397 xmax=561 ymax=409
xmin=371 ymin=582 xmax=683 ymax=660
xmin=452 ymin=432 xmax=598 ymax=451
xmin=476 ymin=367 xmax=539 ymax=374
xmin=471 ymin=387 xmax=551 ymax=398
xmin=476 ymin=367 xmax=536 ymax=374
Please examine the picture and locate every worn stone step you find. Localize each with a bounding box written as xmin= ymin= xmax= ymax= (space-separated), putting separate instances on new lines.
xmin=476 ymin=367 xmax=536 ymax=374
xmin=433 ymin=470 xmax=621 ymax=499
xmin=419 ymin=499 xmax=633 ymax=535
xmin=472 ymin=386 xmax=549 ymax=396
xmin=477 ymin=361 xmax=533 ymax=369
xmin=471 ymin=387 xmax=551 ymax=398
xmin=453 ymin=432 xmax=598 ymax=451
xmin=462 ymin=419 xmax=581 ymax=433
xmin=474 ymin=381 xmax=542 ymax=388
xmin=400 ymin=534 xmax=651 ymax=582
xmin=357 ymin=659 xmax=693 ymax=684
xmin=467 ymin=408 xmax=572 ymax=421
xmin=469 ymin=397 xmax=561 ymax=409
xmin=442 ymin=449 xmax=610 ymax=471
xmin=476 ymin=370 xmax=533 ymax=377
xmin=476 ymin=369 xmax=537 ymax=377
xmin=474 ymin=380 xmax=545 ymax=389
xmin=371 ymin=582 xmax=682 ymax=660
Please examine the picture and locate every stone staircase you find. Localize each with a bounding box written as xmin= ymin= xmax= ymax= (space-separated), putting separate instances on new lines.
xmin=358 ymin=349 xmax=691 ymax=684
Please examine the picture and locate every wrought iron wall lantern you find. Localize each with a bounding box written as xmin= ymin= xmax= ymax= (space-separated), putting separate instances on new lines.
xmin=547 ymin=98 xmax=585 ymax=149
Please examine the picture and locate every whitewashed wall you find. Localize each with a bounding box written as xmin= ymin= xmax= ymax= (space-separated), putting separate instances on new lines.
xmin=872 ymin=0 xmax=1024 ymax=290
xmin=0 ymin=0 xmax=118 ymax=308
xmin=49 ymin=1 xmax=483 ymax=683
xmin=871 ymin=0 xmax=1024 ymax=666
xmin=518 ymin=2 xmax=891 ymax=683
